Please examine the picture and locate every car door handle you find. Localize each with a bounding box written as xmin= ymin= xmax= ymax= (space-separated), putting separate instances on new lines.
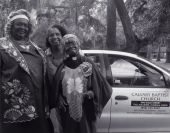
xmin=115 ymin=95 xmax=128 ymax=100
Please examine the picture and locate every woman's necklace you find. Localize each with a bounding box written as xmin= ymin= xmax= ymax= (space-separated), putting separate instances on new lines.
xmin=19 ymin=45 xmax=31 ymax=51
xmin=17 ymin=40 xmax=32 ymax=51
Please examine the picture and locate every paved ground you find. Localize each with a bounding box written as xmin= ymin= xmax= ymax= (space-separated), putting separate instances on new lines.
xmin=152 ymin=61 xmax=170 ymax=71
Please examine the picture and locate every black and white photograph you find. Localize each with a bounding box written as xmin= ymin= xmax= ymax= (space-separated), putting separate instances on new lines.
xmin=0 ymin=0 xmax=170 ymax=133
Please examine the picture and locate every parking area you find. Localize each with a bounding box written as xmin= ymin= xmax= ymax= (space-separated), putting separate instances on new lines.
xmin=152 ymin=61 xmax=170 ymax=71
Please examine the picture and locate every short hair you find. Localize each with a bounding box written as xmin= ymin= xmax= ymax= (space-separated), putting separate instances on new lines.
xmin=5 ymin=9 xmax=33 ymax=38
xmin=46 ymin=24 xmax=67 ymax=48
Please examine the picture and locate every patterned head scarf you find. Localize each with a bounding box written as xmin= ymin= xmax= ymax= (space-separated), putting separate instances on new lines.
xmin=63 ymin=34 xmax=81 ymax=47
xmin=5 ymin=9 xmax=33 ymax=38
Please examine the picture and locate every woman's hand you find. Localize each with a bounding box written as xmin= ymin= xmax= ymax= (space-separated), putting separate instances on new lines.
xmin=58 ymin=96 xmax=67 ymax=112
xmin=83 ymin=90 xmax=94 ymax=100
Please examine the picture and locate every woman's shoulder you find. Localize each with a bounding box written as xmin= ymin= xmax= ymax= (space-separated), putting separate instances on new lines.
xmin=82 ymin=56 xmax=95 ymax=66
xmin=0 ymin=37 xmax=9 ymax=50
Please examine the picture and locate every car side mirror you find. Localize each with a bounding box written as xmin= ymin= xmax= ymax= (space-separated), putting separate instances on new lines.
xmin=135 ymin=69 xmax=140 ymax=72
xmin=160 ymin=76 xmax=164 ymax=81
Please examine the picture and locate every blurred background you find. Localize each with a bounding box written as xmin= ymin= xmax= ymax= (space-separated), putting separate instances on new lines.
xmin=0 ymin=0 xmax=170 ymax=65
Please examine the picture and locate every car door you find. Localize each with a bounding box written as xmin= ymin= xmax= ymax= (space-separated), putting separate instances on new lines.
xmin=86 ymin=53 xmax=170 ymax=133
xmin=105 ymin=54 xmax=170 ymax=133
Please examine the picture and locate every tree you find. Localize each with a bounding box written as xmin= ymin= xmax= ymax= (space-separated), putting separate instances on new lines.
xmin=106 ymin=0 xmax=116 ymax=50
xmin=115 ymin=0 xmax=137 ymax=52
xmin=160 ymin=0 xmax=170 ymax=63
xmin=126 ymin=0 xmax=170 ymax=61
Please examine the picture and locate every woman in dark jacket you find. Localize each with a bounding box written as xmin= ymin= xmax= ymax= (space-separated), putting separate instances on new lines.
xmin=0 ymin=9 xmax=53 ymax=133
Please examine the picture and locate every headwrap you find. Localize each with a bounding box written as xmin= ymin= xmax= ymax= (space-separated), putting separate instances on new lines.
xmin=63 ymin=34 xmax=81 ymax=48
xmin=62 ymin=34 xmax=84 ymax=58
xmin=5 ymin=9 xmax=32 ymax=38
xmin=9 ymin=14 xmax=29 ymax=22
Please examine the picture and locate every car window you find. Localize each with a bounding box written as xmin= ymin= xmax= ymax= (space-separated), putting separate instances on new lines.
xmin=87 ymin=55 xmax=102 ymax=71
xmin=109 ymin=55 xmax=166 ymax=87
xmin=85 ymin=53 xmax=166 ymax=87
xmin=86 ymin=54 xmax=106 ymax=77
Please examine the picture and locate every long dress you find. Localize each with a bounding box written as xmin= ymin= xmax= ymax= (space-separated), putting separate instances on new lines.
xmin=0 ymin=38 xmax=53 ymax=133
xmin=46 ymin=48 xmax=63 ymax=133
xmin=51 ymin=56 xmax=112 ymax=133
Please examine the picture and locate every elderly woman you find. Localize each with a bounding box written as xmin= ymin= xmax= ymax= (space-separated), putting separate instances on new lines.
xmin=51 ymin=34 xmax=112 ymax=133
xmin=45 ymin=24 xmax=67 ymax=133
xmin=0 ymin=9 xmax=54 ymax=133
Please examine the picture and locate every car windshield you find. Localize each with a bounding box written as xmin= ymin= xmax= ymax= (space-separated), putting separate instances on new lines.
xmin=111 ymin=59 xmax=145 ymax=77
xmin=149 ymin=61 xmax=170 ymax=73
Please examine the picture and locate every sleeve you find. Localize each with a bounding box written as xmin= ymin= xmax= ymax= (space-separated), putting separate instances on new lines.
xmin=0 ymin=50 xmax=3 ymax=84
xmin=49 ymin=63 xmax=64 ymax=109
xmin=0 ymin=51 xmax=2 ymax=78
xmin=0 ymin=50 xmax=2 ymax=128
xmin=91 ymin=64 xmax=112 ymax=117
xmin=46 ymin=67 xmax=53 ymax=109
xmin=86 ymin=58 xmax=112 ymax=118
xmin=46 ymin=58 xmax=54 ymax=92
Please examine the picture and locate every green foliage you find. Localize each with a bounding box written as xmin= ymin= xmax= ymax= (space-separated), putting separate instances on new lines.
xmin=126 ymin=0 xmax=160 ymax=40
xmin=0 ymin=0 xmax=108 ymax=49
xmin=47 ymin=0 xmax=108 ymax=49
xmin=31 ymin=23 xmax=49 ymax=50
xmin=126 ymin=0 xmax=170 ymax=43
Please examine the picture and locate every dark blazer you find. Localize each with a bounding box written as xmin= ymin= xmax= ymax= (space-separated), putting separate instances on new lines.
xmin=0 ymin=37 xmax=50 ymax=124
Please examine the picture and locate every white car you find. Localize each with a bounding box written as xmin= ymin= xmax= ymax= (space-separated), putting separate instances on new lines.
xmin=82 ymin=50 xmax=170 ymax=133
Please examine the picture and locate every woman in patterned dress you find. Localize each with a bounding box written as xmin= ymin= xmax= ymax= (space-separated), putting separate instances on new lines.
xmin=0 ymin=9 xmax=54 ymax=133
xmin=51 ymin=34 xmax=112 ymax=133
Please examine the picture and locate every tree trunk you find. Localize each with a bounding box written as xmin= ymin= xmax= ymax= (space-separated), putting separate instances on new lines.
xmin=166 ymin=37 xmax=170 ymax=63
xmin=106 ymin=0 xmax=116 ymax=50
xmin=115 ymin=0 xmax=137 ymax=53
xmin=146 ymin=45 xmax=152 ymax=60
xmin=74 ymin=0 xmax=79 ymax=34
xmin=157 ymin=45 xmax=161 ymax=61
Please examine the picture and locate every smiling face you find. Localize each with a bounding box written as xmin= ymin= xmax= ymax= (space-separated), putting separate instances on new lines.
xmin=64 ymin=38 xmax=80 ymax=57
xmin=48 ymin=28 xmax=62 ymax=48
xmin=11 ymin=18 xmax=29 ymax=40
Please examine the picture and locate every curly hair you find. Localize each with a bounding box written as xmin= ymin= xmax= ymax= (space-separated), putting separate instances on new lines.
xmin=46 ymin=24 xmax=67 ymax=48
xmin=5 ymin=9 xmax=33 ymax=38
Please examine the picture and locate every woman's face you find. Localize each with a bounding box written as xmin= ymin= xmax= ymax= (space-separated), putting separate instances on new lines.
xmin=64 ymin=39 xmax=79 ymax=57
xmin=48 ymin=28 xmax=62 ymax=47
xmin=11 ymin=18 xmax=29 ymax=40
